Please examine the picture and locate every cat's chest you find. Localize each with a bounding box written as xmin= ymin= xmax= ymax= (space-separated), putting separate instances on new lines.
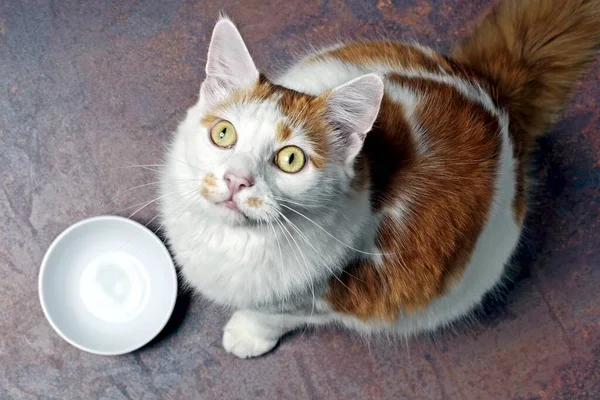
xmin=171 ymin=224 xmax=270 ymax=269
xmin=168 ymin=219 xmax=354 ymax=307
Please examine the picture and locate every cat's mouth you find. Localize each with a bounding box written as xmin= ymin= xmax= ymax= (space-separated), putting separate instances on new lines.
xmin=216 ymin=199 xmax=249 ymax=219
xmin=222 ymin=200 xmax=239 ymax=211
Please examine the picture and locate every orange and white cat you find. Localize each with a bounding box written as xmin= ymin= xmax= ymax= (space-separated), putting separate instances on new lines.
xmin=160 ymin=0 xmax=600 ymax=358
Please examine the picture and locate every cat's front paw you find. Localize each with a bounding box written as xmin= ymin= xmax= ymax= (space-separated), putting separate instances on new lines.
xmin=222 ymin=311 xmax=279 ymax=359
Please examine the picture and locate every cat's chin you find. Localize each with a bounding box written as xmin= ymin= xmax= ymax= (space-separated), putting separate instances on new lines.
xmin=210 ymin=202 xmax=254 ymax=226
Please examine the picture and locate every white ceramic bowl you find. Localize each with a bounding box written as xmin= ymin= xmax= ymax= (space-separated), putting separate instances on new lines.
xmin=39 ymin=215 xmax=177 ymax=355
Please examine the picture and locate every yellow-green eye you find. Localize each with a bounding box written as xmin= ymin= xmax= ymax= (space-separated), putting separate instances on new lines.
xmin=275 ymin=146 xmax=306 ymax=173
xmin=210 ymin=120 xmax=237 ymax=148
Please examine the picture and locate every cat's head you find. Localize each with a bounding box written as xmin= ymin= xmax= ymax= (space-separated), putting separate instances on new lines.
xmin=166 ymin=18 xmax=383 ymax=226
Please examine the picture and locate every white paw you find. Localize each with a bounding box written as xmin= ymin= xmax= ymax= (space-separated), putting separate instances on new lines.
xmin=222 ymin=311 xmax=279 ymax=359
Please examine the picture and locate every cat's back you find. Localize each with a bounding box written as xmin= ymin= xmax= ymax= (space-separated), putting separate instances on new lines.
xmin=278 ymin=41 xmax=511 ymax=220
xmin=280 ymin=41 xmax=521 ymax=330
xmin=278 ymin=41 xmax=452 ymax=94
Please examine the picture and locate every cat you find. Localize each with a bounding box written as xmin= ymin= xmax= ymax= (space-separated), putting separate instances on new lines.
xmin=159 ymin=0 xmax=600 ymax=359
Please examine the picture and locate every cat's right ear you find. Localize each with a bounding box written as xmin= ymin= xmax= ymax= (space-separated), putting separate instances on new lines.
xmin=199 ymin=18 xmax=259 ymax=108
xmin=321 ymin=74 xmax=384 ymax=175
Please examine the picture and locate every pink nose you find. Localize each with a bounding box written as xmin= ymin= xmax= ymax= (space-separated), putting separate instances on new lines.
xmin=224 ymin=172 xmax=254 ymax=198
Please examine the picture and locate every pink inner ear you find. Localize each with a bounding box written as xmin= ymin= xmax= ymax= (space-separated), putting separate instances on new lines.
xmin=326 ymin=74 xmax=384 ymax=135
xmin=345 ymin=132 xmax=365 ymax=164
xmin=324 ymin=74 xmax=384 ymax=163
xmin=203 ymin=19 xmax=259 ymax=97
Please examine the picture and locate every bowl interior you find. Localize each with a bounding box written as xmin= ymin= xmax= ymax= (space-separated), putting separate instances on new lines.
xmin=39 ymin=216 xmax=177 ymax=355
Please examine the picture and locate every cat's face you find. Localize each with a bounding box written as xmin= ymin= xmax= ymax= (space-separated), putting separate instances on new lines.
xmin=173 ymin=88 xmax=336 ymax=225
xmin=166 ymin=18 xmax=383 ymax=226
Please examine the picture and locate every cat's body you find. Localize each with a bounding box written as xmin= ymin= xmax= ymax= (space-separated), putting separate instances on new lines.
xmin=160 ymin=0 xmax=600 ymax=358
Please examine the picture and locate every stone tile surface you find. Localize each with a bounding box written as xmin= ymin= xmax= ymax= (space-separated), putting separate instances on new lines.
xmin=1 ymin=0 xmax=599 ymax=398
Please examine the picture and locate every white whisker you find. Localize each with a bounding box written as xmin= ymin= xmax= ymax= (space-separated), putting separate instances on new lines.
xmin=113 ymin=191 xmax=180 ymax=214
xmin=274 ymin=207 xmax=362 ymax=294
xmin=279 ymin=203 xmax=389 ymax=256
xmin=166 ymin=155 xmax=205 ymax=172
xmin=273 ymin=217 xmax=316 ymax=336
xmin=267 ymin=220 xmax=286 ymax=315
xmin=128 ymin=190 xmax=187 ymax=220
xmin=120 ymin=163 xmax=168 ymax=168
xmin=120 ymin=164 xmax=164 ymax=174
xmin=105 ymin=181 xmax=162 ymax=203
xmin=145 ymin=189 xmax=198 ymax=230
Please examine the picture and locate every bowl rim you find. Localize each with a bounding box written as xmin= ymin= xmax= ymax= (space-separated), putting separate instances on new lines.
xmin=38 ymin=215 xmax=178 ymax=356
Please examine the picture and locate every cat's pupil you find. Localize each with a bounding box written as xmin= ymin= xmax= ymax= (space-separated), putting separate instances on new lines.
xmin=289 ymin=153 xmax=295 ymax=164
xmin=219 ymin=128 xmax=226 ymax=139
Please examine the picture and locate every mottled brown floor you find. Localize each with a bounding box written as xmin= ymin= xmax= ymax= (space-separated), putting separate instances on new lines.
xmin=1 ymin=0 xmax=599 ymax=399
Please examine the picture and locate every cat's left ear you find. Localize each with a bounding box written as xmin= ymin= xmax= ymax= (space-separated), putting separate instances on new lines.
xmin=322 ymin=74 xmax=384 ymax=173
xmin=199 ymin=18 xmax=259 ymax=108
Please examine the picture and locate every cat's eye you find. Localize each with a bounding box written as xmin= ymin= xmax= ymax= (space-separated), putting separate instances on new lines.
xmin=275 ymin=146 xmax=306 ymax=173
xmin=210 ymin=120 xmax=237 ymax=148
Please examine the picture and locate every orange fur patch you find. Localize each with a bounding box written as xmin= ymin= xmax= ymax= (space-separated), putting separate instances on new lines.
xmin=325 ymin=73 xmax=501 ymax=321
xmin=203 ymin=75 xmax=330 ymax=170
xmin=200 ymin=173 xmax=217 ymax=201
xmin=313 ymin=41 xmax=451 ymax=73
xmin=275 ymin=121 xmax=292 ymax=143
xmin=201 ymin=113 xmax=220 ymax=128
xmin=275 ymin=84 xmax=329 ymax=169
xmin=200 ymin=187 xmax=210 ymax=200
xmin=203 ymin=173 xmax=216 ymax=186
xmin=327 ymin=0 xmax=600 ymax=319
xmin=246 ymin=197 xmax=263 ymax=208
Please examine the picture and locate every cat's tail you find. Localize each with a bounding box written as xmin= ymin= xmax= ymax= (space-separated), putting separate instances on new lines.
xmin=452 ymin=0 xmax=600 ymax=139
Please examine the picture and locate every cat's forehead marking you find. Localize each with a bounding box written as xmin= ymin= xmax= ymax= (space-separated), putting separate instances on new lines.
xmin=203 ymin=76 xmax=329 ymax=169
xmin=201 ymin=113 xmax=219 ymax=128
xmin=275 ymin=121 xmax=292 ymax=142
xmin=272 ymin=84 xmax=328 ymax=169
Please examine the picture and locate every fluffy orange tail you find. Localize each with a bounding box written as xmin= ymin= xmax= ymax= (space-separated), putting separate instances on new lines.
xmin=453 ymin=0 xmax=600 ymax=139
